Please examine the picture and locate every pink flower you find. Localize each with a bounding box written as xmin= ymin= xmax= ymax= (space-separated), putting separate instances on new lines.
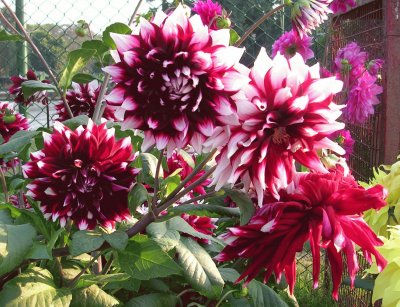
xmin=165 ymin=151 xmax=211 ymax=196
xmin=343 ymin=71 xmax=383 ymax=124
xmin=288 ymin=0 xmax=333 ymax=36
xmin=367 ymin=59 xmax=384 ymax=76
xmin=0 ymin=102 xmax=29 ymax=142
xmin=216 ymin=168 xmax=387 ymax=300
xmin=334 ymin=42 xmax=368 ymax=79
xmin=330 ymin=0 xmax=357 ymax=14
xmin=330 ymin=129 xmax=354 ymax=159
xmin=181 ymin=213 xmax=216 ymax=244
xmin=192 ymin=0 xmax=223 ymax=30
xmin=104 ymin=5 xmax=248 ymax=154
xmin=207 ymin=49 xmax=344 ymax=204
xmin=55 ymin=81 xmax=116 ymax=122
xmin=23 ymin=120 xmax=139 ymax=230
xmin=272 ymin=30 xmax=314 ymax=61
xmin=9 ymin=70 xmax=50 ymax=105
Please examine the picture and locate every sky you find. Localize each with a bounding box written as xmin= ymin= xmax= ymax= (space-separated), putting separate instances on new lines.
xmin=8 ymin=0 xmax=161 ymax=33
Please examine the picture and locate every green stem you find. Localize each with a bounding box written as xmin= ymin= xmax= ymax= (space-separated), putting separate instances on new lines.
xmin=0 ymin=168 xmax=9 ymax=203
xmin=215 ymin=290 xmax=237 ymax=307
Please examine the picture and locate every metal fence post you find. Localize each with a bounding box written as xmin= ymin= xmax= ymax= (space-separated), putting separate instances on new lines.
xmin=15 ymin=0 xmax=27 ymax=115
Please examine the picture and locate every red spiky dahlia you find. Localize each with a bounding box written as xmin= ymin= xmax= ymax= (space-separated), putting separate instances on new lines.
xmin=104 ymin=5 xmax=248 ymax=153
xmin=0 ymin=102 xmax=29 ymax=142
xmin=181 ymin=213 xmax=216 ymax=244
xmin=207 ymin=49 xmax=344 ymax=204
xmin=216 ymin=168 xmax=387 ymax=300
xmin=23 ymin=120 xmax=139 ymax=230
xmin=9 ymin=70 xmax=50 ymax=105
xmin=55 ymin=81 xmax=116 ymax=122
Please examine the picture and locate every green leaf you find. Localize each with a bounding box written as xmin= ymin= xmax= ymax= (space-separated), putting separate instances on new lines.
xmin=0 ymin=223 xmax=36 ymax=276
xmin=146 ymin=221 xmax=181 ymax=252
xmin=0 ymin=30 xmax=23 ymax=41
xmin=0 ymin=131 xmax=40 ymax=156
xmin=71 ymin=73 xmax=99 ymax=84
xmin=175 ymin=237 xmax=224 ymax=299
xmin=229 ymin=29 xmax=240 ymax=45
xmin=69 ymin=230 xmax=105 ymax=256
xmin=163 ymin=173 xmax=181 ymax=197
xmin=219 ymin=267 xmax=240 ymax=283
xmin=225 ymin=190 xmax=255 ymax=225
xmin=117 ymin=235 xmax=181 ymax=280
xmin=128 ymin=183 xmax=149 ymax=214
xmin=139 ymin=153 xmax=163 ymax=184
xmin=9 ymin=178 xmax=25 ymax=191
xmin=103 ymin=230 xmax=128 ymax=251
xmin=103 ymin=277 xmax=141 ymax=292
xmin=0 ymin=209 xmax=13 ymax=225
xmin=125 ymin=293 xmax=178 ymax=307
xmin=74 ymin=273 xmax=131 ymax=289
xmin=177 ymin=149 xmax=195 ymax=168
xmin=26 ymin=242 xmax=52 ymax=260
xmin=21 ymin=80 xmax=57 ymax=98
xmin=81 ymin=39 xmax=109 ymax=61
xmin=61 ymin=115 xmax=89 ymax=129
xmin=0 ymin=267 xmax=72 ymax=307
xmin=102 ymin=22 xmax=132 ymax=49
xmin=167 ymin=204 xmax=240 ymax=218
xmin=70 ymin=285 xmax=119 ymax=307
xmin=247 ymin=280 xmax=288 ymax=307
xmin=59 ymin=48 xmax=96 ymax=93
xmin=342 ymin=276 xmax=374 ymax=290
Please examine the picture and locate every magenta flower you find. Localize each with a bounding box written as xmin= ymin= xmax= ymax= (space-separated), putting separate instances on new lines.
xmin=330 ymin=0 xmax=357 ymax=14
xmin=207 ymin=49 xmax=344 ymax=204
xmin=216 ymin=168 xmax=387 ymax=300
xmin=343 ymin=71 xmax=383 ymax=124
xmin=288 ymin=0 xmax=333 ymax=36
xmin=330 ymin=129 xmax=354 ymax=159
xmin=104 ymin=5 xmax=248 ymax=153
xmin=0 ymin=102 xmax=29 ymax=142
xmin=367 ymin=59 xmax=384 ymax=76
xmin=192 ymin=0 xmax=223 ymax=30
xmin=9 ymin=70 xmax=50 ymax=105
xmin=272 ymin=30 xmax=314 ymax=60
xmin=334 ymin=42 xmax=368 ymax=79
xmin=23 ymin=120 xmax=139 ymax=230
xmin=55 ymin=81 xmax=116 ymax=122
xmin=181 ymin=213 xmax=216 ymax=244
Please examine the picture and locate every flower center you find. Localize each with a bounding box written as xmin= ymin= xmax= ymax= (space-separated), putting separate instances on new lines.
xmin=272 ymin=127 xmax=290 ymax=145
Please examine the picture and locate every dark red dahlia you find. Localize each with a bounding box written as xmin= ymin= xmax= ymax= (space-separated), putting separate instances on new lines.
xmin=55 ymin=81 xmax=117 ymax=122
xmin=104 ymin=5 xmax=248 ymax=152
xmin=0 ymin=102 xmax=29 ymax=142
xmin=207 ymin=49 xmax=344 ymax=204
xmin=216 ymin=167 xmax=387 ymax=300
xmin=9 ymin=70 xmax=50 ymax=105
xmin=181 ymin=213 xmax=216 ymax=244
xmin=23 ymin=120 xmax=139 ymax=230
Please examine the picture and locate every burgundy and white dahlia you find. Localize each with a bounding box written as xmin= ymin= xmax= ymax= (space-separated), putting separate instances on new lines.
xmin=23 ymin=120 xmax=139 ymax=230
xmin=181 ymin=213 xmax=216 ymax=244
xmin=0 ymin=102 xmax=29 ymax=142
xmin=287 ymin=0 xmax=333 ymax=36
xmin=216 ymin=168 xmax=387 ymax=300
xmin=207 ymin=49 xmax=344 ymax=204
xmin=9 ymin=70 xmax=50 ymax=105
xmin=56 ymin=81 xmax=116 ymax=122
xmin=104 ymin=5 xmax=248 ymax=153
xmin=192 ymin=0 xmax=223 ymax=30
xmin=330 ymin=0 xmax=357 ymax=14
xmin=272 ymin=29 xmax=314 ymax=61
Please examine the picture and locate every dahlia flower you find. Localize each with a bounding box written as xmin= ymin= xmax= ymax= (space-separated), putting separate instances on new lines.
xmin=367 ymin=59 xmax=384 ymax=76
xmin=334 ymin=42 xmax=368 ymax=79
xmin=287 ymin=0 xmax=333 ymax=36
xmin=343 ymin=71 xmax=383 ymax=124
xmin=0 ymin=102 xmax=29 ymax=142
xmin=192 ymin=0 xmax=223 ymax=30
xmin=330 ymin=0 xmax=357 ymax=14
xmin=216 ymin=168 xmax=387 ymax=300
xmin=9 ymin=70 xmax=50 ymax=105
xmin=181 ymin=213 xmax=216 ymax=244
xmin=207 ymin=49 xmax=344 ymax=204
xmin=104 ymin=5 xmax=248 ymax=153
xmin=23 ymin=120 xmax=139 ymax=230
xmin=330 ymin=129 xmax=354 ymax=159
xmin=55 ymin=80 xmax=116 ymax=122
xmin=272 ymin=30 xmax=314 ymax=61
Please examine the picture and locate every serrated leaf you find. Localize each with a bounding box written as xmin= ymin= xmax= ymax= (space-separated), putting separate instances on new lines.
xmin=0 ymin=131 xmax=40 ymax=156
xmin=21 ymin=80 xmax=57 ymax=98
xmin=128 ymin=183 xmax=149 ymax=213
xmin=103 ymin=22 xmax=132 ymax=49
xmin=61 ymin=115 xmax=89 ymax=129
xmin=103 ymin=230 xmax=128 ymax=251
xmin=70 ymin=285 xmax=119 ymax=307
xmin=26 ymin=242 xmax=52 ymax=260
xmin=219 ymin=267 xmax=241 ymax=283
xmin=163 ymin=173 xmax=181 ymax=197
xmin=59 ymin=48 xmax=96 ymax=93
xmin=74 ymin=273 xmax=131 ymax=289
xmin=117 ymin=235 xmax=181 ymax=280
xmin=71 ymin=73 xmax=99 ymax=84
xmin=70 ymin=230 xmax=105 ymax=256
xmin=0 ymin=223 xmax=36 ymax=276
xmin=103 ymin=277 xmax=141 ymax=292
xmin=0 ymin=267 xmax=72 ymax=307
xmin=147 ymin=220 xmax=181 ymax=251
xmin=125 ymin=293 xmax=178 ymax=307
xmin=81 ymin=40 xmax=109 ymax=61
xmin=225 ymin=190 xmax=255 ymax=225
xmin=175 ymin=237 xmax=224 ymax=299
xmin=0 ymin=30 xmax=23 ymax=41
xmin=247 ymin=280 xmax=288 ymax=307
xmin=0 ymin=210 xmax=13 ymax=225
xmin=139 ymin=153 xmax=163 ymax=183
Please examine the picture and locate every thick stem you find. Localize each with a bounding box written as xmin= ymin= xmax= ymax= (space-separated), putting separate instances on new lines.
xmin=0 ymin=10 xmax=21 ymax=35
xmin=235 ymin=4 xmax=286 ymax=47
xmin=180 ymin=190 xmax=218 ymax=205
xmin=151 ymin=149 xmax=164 ymax=210
xmin=0 ymin=0 xmax=74 ymax=118
xmin=68 ymin=251 xmax=105 ymax=288
xmin=0 ymin=168 xmax=9 ymax=203
xmin=101 ymin=254 xmax=114 ymax=275
xmin=92 ymin=73 xmax=110 ymax=123
xmin=46 ymin=103 xmax=50 ymax=128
